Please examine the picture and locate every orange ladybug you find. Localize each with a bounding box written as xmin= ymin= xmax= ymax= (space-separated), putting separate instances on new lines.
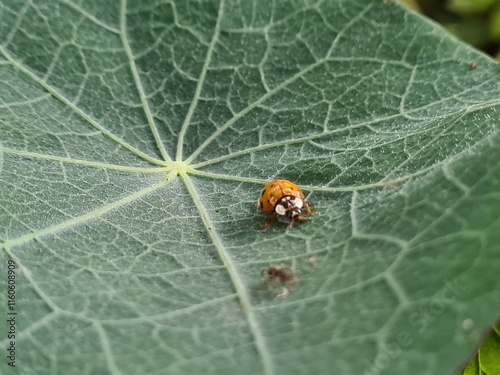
xmin=257 ymin=179 xmax=317 ymax=228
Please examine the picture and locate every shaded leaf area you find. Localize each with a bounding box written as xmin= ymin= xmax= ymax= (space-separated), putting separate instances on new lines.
xmin=0 ymin=0 xmax=500 ymax=374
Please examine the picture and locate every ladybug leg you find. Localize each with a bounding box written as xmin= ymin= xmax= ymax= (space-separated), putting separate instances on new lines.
xmin=288 ymin=215 xmax=307 ymax=228
xmin=303 ymin=202 xmax=318 ymax=216
xmin=260 ymin=212 xmax=277 ymax=228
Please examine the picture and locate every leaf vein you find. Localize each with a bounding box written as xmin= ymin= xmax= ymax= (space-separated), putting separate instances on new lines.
xmin=3 ymin=175 xmax=173 ymax=248
xmin=0 ymin=45 xmax=165 ymax=166
xmin=180 ymin=171 xmax=276 ymax=375
xmin=120 ymin=0 xmax=171 ymax=162
xmin=176 ymin=0 xmax=226 ymax=161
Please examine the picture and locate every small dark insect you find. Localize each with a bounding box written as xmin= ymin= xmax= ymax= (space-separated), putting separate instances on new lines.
xmin=261 ymin=264 xmax=299 ymax=298
xmin=469 ymin=62 xmax=477 ymax=70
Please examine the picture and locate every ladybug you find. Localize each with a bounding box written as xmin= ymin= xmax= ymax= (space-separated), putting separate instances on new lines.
xmin=257 ymin=179 xmax=317 ymax=228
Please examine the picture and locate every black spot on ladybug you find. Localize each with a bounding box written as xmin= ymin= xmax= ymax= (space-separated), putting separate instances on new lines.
xmin=261 ymin=189 xmax=265 ymax=197
xmin=259 ymin=201 xmax=263 ymax=209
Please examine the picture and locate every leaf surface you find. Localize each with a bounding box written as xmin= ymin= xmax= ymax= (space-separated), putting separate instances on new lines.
xmin=1 ymin=1 xmax=500 ymax=374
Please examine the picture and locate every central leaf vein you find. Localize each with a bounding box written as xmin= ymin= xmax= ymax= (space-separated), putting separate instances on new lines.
xmin=180 ymin=171 xmax=276 ymax=375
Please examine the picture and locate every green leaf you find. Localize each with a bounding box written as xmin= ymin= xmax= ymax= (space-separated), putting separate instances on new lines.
xmin=479 ymin=326 xmax=500 ymax=374
xmin=1 ymin=1 xmax=499 ymax=374
xmin=460 ymin=322 xmax=500 ymax=375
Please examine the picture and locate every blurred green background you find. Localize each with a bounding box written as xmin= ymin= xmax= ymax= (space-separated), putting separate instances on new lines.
xmin=399 ymin=0 xmax=500 ymax=59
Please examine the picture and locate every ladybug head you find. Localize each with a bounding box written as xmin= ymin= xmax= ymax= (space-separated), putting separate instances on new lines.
xmin=274 ymin=196 xmax=307 ymax=225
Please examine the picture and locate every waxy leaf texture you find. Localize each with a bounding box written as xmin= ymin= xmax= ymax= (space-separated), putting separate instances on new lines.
xmin=1 ymin=1 xmax=499 ymax=374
